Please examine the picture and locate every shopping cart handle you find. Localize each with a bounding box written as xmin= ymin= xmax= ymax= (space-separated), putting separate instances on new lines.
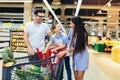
xmin=36 ymin=48 xmax=65 ymax=60
xmin=52 ymin=51 xmax=58 ymax=55
xmin=45 ymin=49 xmax=52 ymax=58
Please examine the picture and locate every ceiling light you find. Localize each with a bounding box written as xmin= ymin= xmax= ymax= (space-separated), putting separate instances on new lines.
xmin=97 ymin=10 xmax=102 ymax=14
xmin=74 ymin=1 xmax=77 ymax=4
xmin=92 ymin=13 xmax=94 ymax=16
xmin=75 ymin=0 xmax=83 ymax=16
xmin=85 ymin=23 xmax=88 ymax=26
xmin=104 ymin=25 xmax=107 ymax=30
xmin=107 ymin=2 xmax=111 ymax=7
xmin=52 ymin=2 xmax=61 ymax=5
xmin=97 ymin=0 xmax=112 ymax=14
xmin=116 ymin=26 xmax=118 ymax=28
xmin=43 ymin=0 xmax=65 ymax=32
xmin=52 ymin=0 xmax=61 ymax=5
xmin=108 ymin=15 xmax=112 ymax=18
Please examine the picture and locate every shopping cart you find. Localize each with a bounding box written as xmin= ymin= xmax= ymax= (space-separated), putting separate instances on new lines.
xmin=36 ymin=48 xmax=65 ymax=79
xmin=2 ymin=53 xmax=64 ymax=80
xmin=36 ymin=48 xmax=65 ymax=64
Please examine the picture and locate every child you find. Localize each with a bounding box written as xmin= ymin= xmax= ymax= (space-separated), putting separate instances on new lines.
xmin=44 ymin=24 xmax=68 ymax=53
xmin=44 ymin=23 xmax=72 ymax=80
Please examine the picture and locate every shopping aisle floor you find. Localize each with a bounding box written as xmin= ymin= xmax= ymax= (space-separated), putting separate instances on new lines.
xmin=0 ymin=47 xmax=120 ymax=80
xmin=88 ymin=48 xmax=120 ymax=80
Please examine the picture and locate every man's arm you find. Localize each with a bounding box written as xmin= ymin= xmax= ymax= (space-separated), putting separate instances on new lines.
xmin=24 ymin=32 xmax=34 ymax=55
xmin=44 ymin=41 xmax=52 ymax=53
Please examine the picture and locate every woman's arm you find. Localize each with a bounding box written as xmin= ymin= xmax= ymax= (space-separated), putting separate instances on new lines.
xmin=56 ymin=50 xmax=67 ymax=58
xmin=56 ymin=47 xmax=74 ymax=58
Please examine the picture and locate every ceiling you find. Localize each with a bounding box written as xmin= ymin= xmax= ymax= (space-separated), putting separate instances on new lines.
xmin=33 ymin=0 xmax=120 ymax=16
xmin=33 ymin=0 xmax=120 ymax=4
xmin=0 ymin=0 xmax=120 ymax=23
xmin=33 ymin=0 xmax=120 ymax=26
xmin=82 ymin=0 xmax=120 ymax=4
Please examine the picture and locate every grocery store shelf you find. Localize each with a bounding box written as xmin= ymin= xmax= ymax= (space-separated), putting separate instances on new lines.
xmin=0 ymin=30 xmax=11 ymax=53
xmin=13 ymin=50 xmax=27 ymax=53
xmin=0 ymin=42 xmax=9 ymax=48
xmin=0 ymin=31 xmax=10 ymax=36
xmin=0 ymin=13 xmax=23 ymax=16
xmin=0 ymin=19 xmax=23 ymax=22
xmin=0 ymin=37 xmax=10 ymax=41
xmin=0 ymin=48 xmax=4 ymax=53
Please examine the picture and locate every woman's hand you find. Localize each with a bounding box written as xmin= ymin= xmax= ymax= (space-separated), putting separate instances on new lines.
xmin=68 ymin=47 xmax=74 ymax=53
xmin=56 ymin=50 xmax=67 ymax=58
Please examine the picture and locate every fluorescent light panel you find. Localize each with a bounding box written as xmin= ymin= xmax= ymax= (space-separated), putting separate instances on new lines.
xmin=43 ymin=0 xmax=65 ymax=32
xmin=75 ymin=0 xmax=83 ymax=16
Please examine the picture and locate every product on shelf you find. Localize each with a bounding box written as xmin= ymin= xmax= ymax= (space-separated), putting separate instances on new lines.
xmin=11 ymin=28 xmax=27 ymax=52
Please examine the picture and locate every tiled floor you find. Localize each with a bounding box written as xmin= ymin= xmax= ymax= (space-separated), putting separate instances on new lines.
xmin=0 ymin=48 xmax=120 ymax=80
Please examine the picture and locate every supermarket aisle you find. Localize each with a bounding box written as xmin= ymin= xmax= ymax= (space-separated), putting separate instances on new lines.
xmin=0 ymin=48 xmax=120 ymax=80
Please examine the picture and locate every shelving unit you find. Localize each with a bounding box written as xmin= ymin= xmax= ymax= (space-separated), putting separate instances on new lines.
xmin=0 ymin=30 xmax=10 ymax=52
xmin=11 ymin=28 xmax=27 ymax=52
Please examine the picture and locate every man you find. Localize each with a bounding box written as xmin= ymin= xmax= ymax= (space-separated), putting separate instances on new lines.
xmin=24 ymin=9 xmax=52 ymax=61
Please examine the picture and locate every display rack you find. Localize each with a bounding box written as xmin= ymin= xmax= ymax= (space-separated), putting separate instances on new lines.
xmin=0 ymin=30 xmax=10 ymax=53
xmin=11 ymin=28 xmax=27 ymax=52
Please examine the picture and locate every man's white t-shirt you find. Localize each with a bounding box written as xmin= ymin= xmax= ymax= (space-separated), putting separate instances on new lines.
xmin=24 ymin=21 xmax=50 ymax=52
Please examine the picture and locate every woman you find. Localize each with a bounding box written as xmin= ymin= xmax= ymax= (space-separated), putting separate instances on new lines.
xmin=57 ymin=16 xmax=89 ymax=80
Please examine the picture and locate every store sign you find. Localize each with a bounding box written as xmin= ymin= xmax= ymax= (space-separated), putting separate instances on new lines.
xmin=0 ymin=0 xmax=33 ymax=2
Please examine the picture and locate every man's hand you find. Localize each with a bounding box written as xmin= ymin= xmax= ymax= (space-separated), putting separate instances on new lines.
xmin=27 ymin=47 xmax=34 ymax=55
xmin=43 ymin=50 xmax=47 ymax=54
